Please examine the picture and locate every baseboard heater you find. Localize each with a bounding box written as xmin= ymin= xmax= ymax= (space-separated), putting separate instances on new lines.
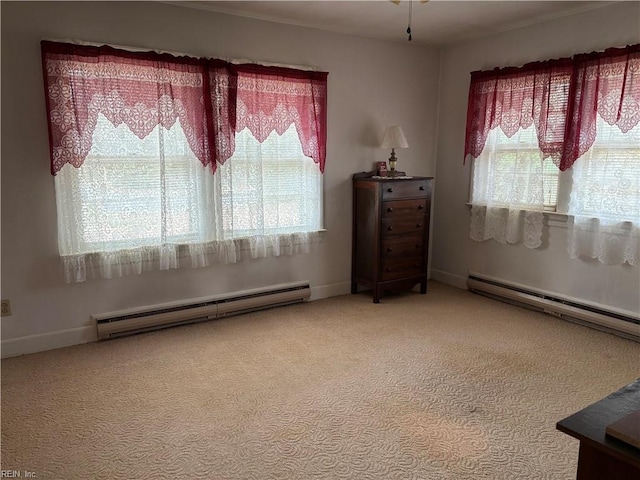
xmin=93 ymin=281 xmax=311 ymax=340
xmin=467 ymin=274 xmax=639 ymax=342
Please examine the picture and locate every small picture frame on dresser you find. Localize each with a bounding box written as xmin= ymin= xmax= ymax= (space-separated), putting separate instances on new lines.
xmin=376 ymin=161 xmax=388 ymax=177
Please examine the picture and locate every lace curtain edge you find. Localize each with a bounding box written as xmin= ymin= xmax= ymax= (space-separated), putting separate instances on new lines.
xmin=568 ymin=217 xmax=639 ymax=266
xmin=469 ymin=204 xmax=639 ymax=263
xmin=61 ymin=232 xmax=324 ymax=283
xmin=469 ymin=205 xmax=544 ymax=250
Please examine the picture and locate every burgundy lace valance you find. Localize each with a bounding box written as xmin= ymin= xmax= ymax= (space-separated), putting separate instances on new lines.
xmin=464 ymin=44 xmax=640 ymax=172
xmin=464 ymin=59 xmax=573 ymax=169
xmin=41 ymin=41 xmax=328 ymax=175
xmin=234 ymin=65 xmax=328 ymax=172
xmin=563 ymin=44 xmax=640 ymax=168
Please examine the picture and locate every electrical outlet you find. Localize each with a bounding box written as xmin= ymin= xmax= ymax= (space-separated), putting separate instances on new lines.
xmin=1 ymin=299 xmax=12 ymax=317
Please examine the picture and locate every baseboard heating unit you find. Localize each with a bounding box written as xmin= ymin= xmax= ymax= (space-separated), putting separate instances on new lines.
xmin=467 ymin=274 xmax=639 ymax=342
xmin=93 ymin=281 xmax=311 ymax=340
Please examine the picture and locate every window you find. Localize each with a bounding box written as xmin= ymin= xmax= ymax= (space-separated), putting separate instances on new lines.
xmin=566 ymin=116 xmax=640 ymax=265
xmin=465 ymin=43 xmax=639 ymax=263
xmin=470 ymin=116 xmax=639 ymax=262
xmin=220 ymin=127 xmax=323 ymax=238
xmin=55 ymin=115 xmax=213 ymax=254
xmin=56 ymin=118 xmax=322 ymax=258
xmin=42 ymin=41 xmax=328 ymax=282
xmin=471 ymin=119 xmax=639 ymax=215
xmin=471 ymin=125 xmax=558 ymax=210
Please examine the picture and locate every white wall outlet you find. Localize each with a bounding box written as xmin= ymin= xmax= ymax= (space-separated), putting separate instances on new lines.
xmin=1 ymin=299 xmax=12 ymax=316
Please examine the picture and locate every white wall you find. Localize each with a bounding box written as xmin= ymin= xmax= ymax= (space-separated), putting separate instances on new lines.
xmin=0 ymin=1 xmax=440 ymax=356
xmin=432 ymin=2 xmax=640 ymax=315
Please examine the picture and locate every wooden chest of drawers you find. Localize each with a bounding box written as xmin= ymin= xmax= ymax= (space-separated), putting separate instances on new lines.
xmin=351 ymin=173 xmax=433 ymax=303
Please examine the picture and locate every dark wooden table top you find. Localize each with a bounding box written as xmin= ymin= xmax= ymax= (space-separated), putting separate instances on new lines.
xmin=557 ymin=379 xmax=640 ymax=468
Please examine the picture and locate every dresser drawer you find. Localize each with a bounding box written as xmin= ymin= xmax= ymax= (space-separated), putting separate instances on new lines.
xmin=381 ymin=180 xmax=430 ymax=200
xmin=382 ymin=235 xmax=425 ymax=259
xmin=380 ymin=257 xmax=424 ymax=281
xmin=381 ymin=217 xmax=427 ymax=237
xmin=382 ymin=199 xmax=428 ymax=218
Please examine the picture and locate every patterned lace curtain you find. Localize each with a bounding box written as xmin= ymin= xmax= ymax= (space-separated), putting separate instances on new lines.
xmin=213 ymin=65 xmax=328 ymax=259
xmin=470 ymin=126 xmax=548 ymax=248
xmin=233 ymin=65 xmax=328 ymax=172
xmin=566 ymin=45 xmax=640 ymax=265
xmin=42 ymin=42 xmax=233 ymax=281
xmin=208 ymin=61 xmax=238 ymax=172
xmin=42 ymin=41 xmax=328 ymax=282
xmin=41 ymin=41 xmax=233 ymax=174
xmin=465 ymin=61 xmax=573 ymax=248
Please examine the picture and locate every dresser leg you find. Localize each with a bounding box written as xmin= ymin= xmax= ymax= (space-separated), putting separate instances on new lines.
xmin=373 ymin=287 xmax=381 ymax=303
xmin=351 ymin=282 xmax=358 ymax=294
xmin=420 ymin=281 xmax=427 ymax=294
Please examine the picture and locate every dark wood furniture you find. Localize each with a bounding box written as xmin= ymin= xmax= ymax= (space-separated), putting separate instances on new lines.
xmin=556 ymin=379 xmax=640 ymax=480
xmin=351 ymin=172 xmax=433 ymax=303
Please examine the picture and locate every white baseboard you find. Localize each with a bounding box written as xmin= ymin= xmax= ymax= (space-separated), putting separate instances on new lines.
xmin=310 ymin=281 xmax=351 ymax=301
xmin=431 ymin=269 xmax=468 ymax=290
xmin=1 ymin=326 xmax=96 ymax=359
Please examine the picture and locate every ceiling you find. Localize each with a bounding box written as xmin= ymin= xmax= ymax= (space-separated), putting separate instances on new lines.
xmin=167 ymin=0 xmax=616 ymax=46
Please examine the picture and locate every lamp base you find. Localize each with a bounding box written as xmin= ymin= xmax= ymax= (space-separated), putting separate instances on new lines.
xmin=388 ymin=148 xmax=398 ymax=176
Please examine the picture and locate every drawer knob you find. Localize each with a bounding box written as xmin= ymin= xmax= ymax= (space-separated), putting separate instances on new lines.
xmin=385 ymin=267 xmax=391 ymax=272
xmin=419 ymin=186 xmax=425 ymax=191
xmin=388 ymin=226 xmax=394 ymax=231
xmin=387 ymin=247 xmax=393 ymax=252
xmin=387 ymin=207 xmax=394 ymax=212
xmin=416 ymin=223 xmax=422 ymax=228
xmin=418 ymin=205 xmax=424 ymax=210
xmin=387 ymin=188 xmax=394 ymax=193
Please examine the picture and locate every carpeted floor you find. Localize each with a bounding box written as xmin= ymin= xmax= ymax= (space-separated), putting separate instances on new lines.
xmin=2 ymin=281 xmax=639 ymax=479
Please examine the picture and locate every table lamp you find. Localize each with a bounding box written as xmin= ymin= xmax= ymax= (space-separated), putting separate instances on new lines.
xmin=381 ymin=126 xmax=409 ymax=176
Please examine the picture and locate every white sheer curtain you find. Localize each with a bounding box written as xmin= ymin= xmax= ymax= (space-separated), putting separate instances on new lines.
xmin=44 ymin=41 xmax=327 ymax=283
xmin=184 ymin=126 xmax=323 ymax=269
xmin=55 ymin=115 xmax=216 ymax=281
xmin=55 ymin=116 xmax=322 ymax=282
xmin=470 ymin=126 xmax=553 ymax=249
xmin=568 ymin=117 xmax=640 ymax=265
xmin=218 ymin=127 xmax=322 ymax=258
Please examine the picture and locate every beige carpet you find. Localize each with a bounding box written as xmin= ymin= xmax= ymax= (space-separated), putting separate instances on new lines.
xmin=2 ymin=282 xmax=639 ymax=479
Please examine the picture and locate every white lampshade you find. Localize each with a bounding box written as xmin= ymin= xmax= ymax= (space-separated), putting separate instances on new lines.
xmin=381 ymin=126 xmax=409 ymax=149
